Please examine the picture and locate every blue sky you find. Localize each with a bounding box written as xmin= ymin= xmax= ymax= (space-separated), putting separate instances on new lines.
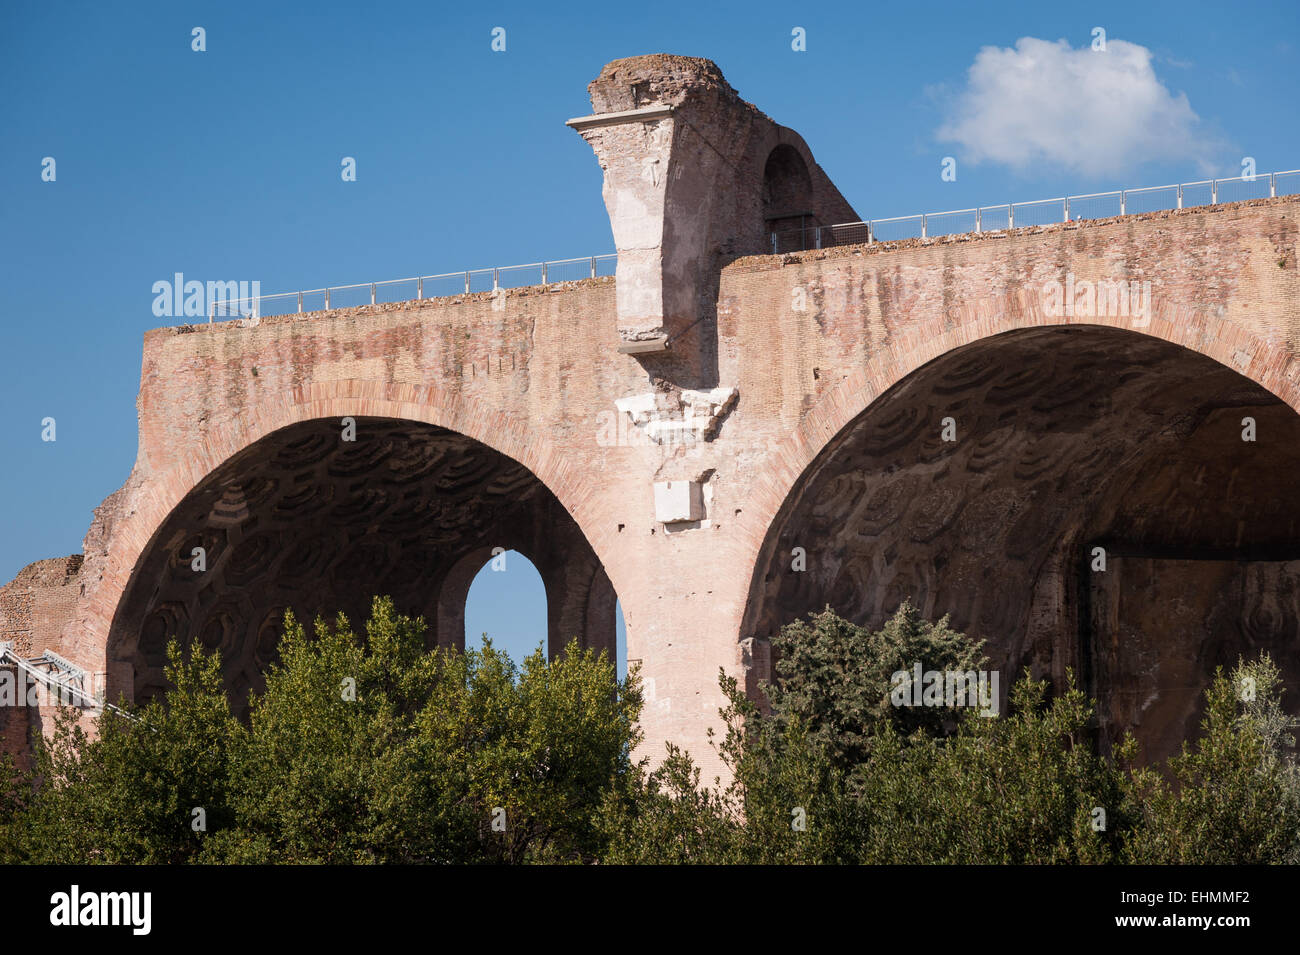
xmin=1 ymin=0 xmax=1296 ymax=665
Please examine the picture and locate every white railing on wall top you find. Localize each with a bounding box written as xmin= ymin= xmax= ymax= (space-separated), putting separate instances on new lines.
xmin=207 ymin=168 xmax=1300 ymax=321
xmin=208 ymin=254 xmax=618 ymax=322
xmin=768 ymin=169 xmax=1300 ymax=253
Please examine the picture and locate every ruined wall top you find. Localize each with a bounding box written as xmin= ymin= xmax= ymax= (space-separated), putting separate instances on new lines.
xmin=569 ymin=54 xmax=858 ymax=370
xmin=587 ymin=54 xmax=743 ymax=112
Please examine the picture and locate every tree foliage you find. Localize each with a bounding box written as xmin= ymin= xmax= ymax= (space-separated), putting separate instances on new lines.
xmin=2 ymin=597 xmax=640 ymax=864
xmin=8 ymin=642 xmax=239 ymax=863
xmin=604 ymin=608 xmax=1300 ymax=865
xmin=1120 ymin=657 xmax=1300 ymax=864
xmin=2 ymin=599 xmax=1295 ymax=865
xmin=767 ymin=602 xmax=986 ymax=767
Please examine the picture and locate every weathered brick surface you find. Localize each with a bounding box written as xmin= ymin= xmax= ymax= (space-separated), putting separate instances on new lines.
xmin=0 ymin=698 xmax=32 ymax=772
xmin=571 ymin=54 xmax=856 ymax=355
xmin=14 ymin=193 xmax=1287 ymax=779
xmin=2 ymin=56 xmax=1297 ymax=780
xmin=0 ymin=556 xmax=84 ymax=769
xmin=0 ymin=556 xmax=83 ymax=659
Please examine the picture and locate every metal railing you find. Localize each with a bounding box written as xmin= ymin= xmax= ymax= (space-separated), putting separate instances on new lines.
xmin=204 ymin=168 xmax=1299 ymax=321
xmin=209 ymin=253 xmax=618 ymax=322
xmin=771 ymin=169 xmax=1300 ymax=253
xmin=0 ymin=641 xmax=132 ymax=719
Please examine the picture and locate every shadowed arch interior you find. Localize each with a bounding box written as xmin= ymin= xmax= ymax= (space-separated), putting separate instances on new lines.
xmin=107 ymin=417 xmax=617 ymax=713
xmin=742 ymin=325 xmax=1300 ymax=765
xmin=762 ymin=143 xmax=816 ymax=240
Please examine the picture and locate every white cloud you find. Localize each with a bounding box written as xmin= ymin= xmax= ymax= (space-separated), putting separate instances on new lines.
xmin=937 ymin=37 xmax=1222 ymax=179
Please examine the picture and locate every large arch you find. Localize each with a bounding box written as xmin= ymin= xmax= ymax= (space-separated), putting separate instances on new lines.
xmin=741 ymin=320 xmax=1300 ymax=766
xmin=736 ymin=300 xmax=1300 ymax=552
xmin=73 ymin=381 xmax=622 ymax=698
xmin=100 ymin=399 xmax=618 ymax=712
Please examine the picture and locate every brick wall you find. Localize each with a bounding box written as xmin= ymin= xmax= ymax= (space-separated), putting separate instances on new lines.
xmin=1 ymin=196 xmax=1296 ymax=778
xmin=0 ymin=555 xmax=83 ymax=659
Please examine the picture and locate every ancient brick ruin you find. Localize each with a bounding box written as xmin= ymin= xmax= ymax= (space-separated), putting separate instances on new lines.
xmin=3 ymin=55 xmax=1299 ymax=779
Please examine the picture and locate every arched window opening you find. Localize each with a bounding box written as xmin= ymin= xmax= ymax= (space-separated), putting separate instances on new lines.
xmin=464 ymin=550 xmax=547 ymax=666
xmin=763 ymin=144 xmax=816 ymax=251
xmin=615 ymin=598 xmax=628 ymax=680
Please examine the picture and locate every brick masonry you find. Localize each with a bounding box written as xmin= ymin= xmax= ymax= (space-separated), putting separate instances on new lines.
xmin=3 ymin=56 xmax=1298 ymax=782
xmin=0 ymin=555 xmax=83 ymax=768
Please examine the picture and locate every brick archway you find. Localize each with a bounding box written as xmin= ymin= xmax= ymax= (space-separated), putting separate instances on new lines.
xmin=77 ymin=379 xmax=619 ymax=706
xmin=734 ymin=299 xmax=1300 ymax=569
xmin=735 ymin=307 xmax=1300 ymax=766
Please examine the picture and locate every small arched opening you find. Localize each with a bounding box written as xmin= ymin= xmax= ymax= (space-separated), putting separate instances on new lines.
xmin=763 ymin=144 xmax=817 ymax=251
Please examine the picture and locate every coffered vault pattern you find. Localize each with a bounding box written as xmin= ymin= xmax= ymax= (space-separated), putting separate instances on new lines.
xmin=107 ymin=418 xmax=616 ymax=711
xmin=744 ymin=326 xmax=1300 ymax=765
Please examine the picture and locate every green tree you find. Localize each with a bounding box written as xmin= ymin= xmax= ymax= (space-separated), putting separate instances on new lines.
xmin=854 ymin=673 xmax=1129 ymax=864
xmin=600 ymin=668 xmax=860 ymax=865
xmin=207 ymin=597 xmax=642 ymax=863
xmin=713 ymin=672 xmax=860 ymax=863
xmin=0 ymin=752 xmax=27 ymax=862
xmin=766 ymin=601 xmax=986 ymax=769
xmin=597 ymin=743 xmax=742 ymax=864
xmin=1121 ymin=655 xmax=1300 ymax=864
xmin=5 ymin=596 xmax=641 ymax=865
xmin=11 ymin=642 xmax=240 ymax=863
xmin=604 ymin=605 xmax=1300 ymax=866
xmin=9 ymin=598 xmax=1300 ymax=866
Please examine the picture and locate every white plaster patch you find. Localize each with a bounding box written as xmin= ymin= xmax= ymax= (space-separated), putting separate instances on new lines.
xmin=615 ymin=386 xmax=738 ymax=444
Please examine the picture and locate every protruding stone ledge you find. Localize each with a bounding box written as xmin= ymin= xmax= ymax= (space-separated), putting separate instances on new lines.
xmin=565 ymin=105 xmax=674 ymax=132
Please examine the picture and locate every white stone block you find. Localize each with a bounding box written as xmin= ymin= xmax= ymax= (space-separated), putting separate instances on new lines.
xmin=654 ymin=480 xmax=704 ymax=524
